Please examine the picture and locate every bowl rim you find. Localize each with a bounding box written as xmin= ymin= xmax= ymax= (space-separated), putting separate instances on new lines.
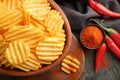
xmin=80 ymin=24 xmax=105 ymax=49
xmin=0 ymin=0 xmax=72 ymax=76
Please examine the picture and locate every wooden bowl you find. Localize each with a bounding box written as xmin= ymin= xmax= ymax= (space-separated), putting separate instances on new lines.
xmin=0 ymin=0 xmax=72 ymax=76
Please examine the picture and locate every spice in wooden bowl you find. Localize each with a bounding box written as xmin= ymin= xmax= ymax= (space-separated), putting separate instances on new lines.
xmin=80 ymin=25 xmax=105 ymax=49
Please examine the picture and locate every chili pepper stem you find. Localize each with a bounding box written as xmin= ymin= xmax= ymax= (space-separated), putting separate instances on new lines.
xmin=90 ymin=19 xmax=120 ymax=49
xmin=89 ymin=19 xmax=113 ymax=35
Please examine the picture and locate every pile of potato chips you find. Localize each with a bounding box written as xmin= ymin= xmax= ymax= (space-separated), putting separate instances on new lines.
xmin=0 ymin=0 xmax=66 ymax=72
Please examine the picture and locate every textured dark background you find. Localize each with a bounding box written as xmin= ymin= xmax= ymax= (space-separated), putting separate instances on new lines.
xmin=54 ymin=0 xmax=120 ymax=80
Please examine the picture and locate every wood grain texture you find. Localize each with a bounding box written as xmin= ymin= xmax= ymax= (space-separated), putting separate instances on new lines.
xmin=0 ymin=34 xmax=85 ymax=80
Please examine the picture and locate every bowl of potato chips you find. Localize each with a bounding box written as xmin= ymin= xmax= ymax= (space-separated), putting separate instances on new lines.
xmin=0 ymin=0 xmax=72 ymax=76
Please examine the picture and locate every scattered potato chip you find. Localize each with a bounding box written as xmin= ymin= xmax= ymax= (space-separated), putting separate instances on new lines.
xmin=65 ymin=55 xmax=80 ymax=66
xmin=61 ymin=55 xmax=80 ymax=74
xmin=4 ymin=40 xmax=30 ymax=65
xmin=61 ymin=66 xmax=70 ymax=74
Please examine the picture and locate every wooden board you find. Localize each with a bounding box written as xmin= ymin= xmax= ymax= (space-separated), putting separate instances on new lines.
xmin=0 ymin=34 xmax=85 ymax=80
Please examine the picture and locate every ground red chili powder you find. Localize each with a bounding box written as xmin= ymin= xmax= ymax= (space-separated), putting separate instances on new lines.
xmin=101 ymin=58 xmax=109 ymax=69
xmin=80 ymin=25 xmax=104 ymax=48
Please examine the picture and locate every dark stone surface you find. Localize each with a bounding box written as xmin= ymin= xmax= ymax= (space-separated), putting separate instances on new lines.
xmin=54 ymin=0 xmax=120 ymax=80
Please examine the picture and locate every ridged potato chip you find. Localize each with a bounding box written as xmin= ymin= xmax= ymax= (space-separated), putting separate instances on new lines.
xmin=0 ymin=54 xmax=14 ymax=69
xmin=61 ymin=66 xmax=70 ymax=74
xmin=38 ymin=55 xmax=59 ymax=62
xmin=0 ymin=9 xmax=23 ymax=30
xmin=14 ymin=53 xmax=41 ymax=72
xmin=36 ymin=37 xmax=64 ymax=62
xmin=4 ymin=40 xmax=30 ymax=65
xmin=2 ymin=0 xmax=22 ymax=10
xmin=20 ymin=7 xmax=30 ymax=25
xmin=22 ymin=0 xmax=51 ymax=21
xmin=31 ymin=16 xmax=46 ymax=31
xmin=4 ymin=25 xmax=43 ymax=48
xmin=36 ymin=37 xmax=64 ymax=49
xmin=0 ymin=3 xmax=8 ymax=15
xmin=61 ymin=55 xmax=80 ymax=74
xmin=0 ymin=35 xmax=8 ymax=55
xmin=24 ymin=0 xmax=48 ymax=3
xmin=65 ymin=55 xmax=80 ymax=66
xmin=0 ymin=35 xmax=12 ymax=68
xmin=45 ymin=10 xmax=64 ymax=35
xmin=39 ymin=60 xmax=52 ymax=65
xmin=54 ymin=30 xmax=66 ymax=42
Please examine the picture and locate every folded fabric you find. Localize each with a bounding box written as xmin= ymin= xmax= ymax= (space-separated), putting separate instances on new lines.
xmin=55 ymin=0 xmax=120 ymax=40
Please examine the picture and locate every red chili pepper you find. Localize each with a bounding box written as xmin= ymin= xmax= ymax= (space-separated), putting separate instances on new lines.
xmin=95 ymin=43 xmax=106 ymax=72
xmin=118 ymin=0 xmax=120 ymax=4
xmin=89 ymin=0 xmax=120 ymax=17
xmin=90 ymin=19 xmax=120 ymax=49
xmin=105 ymin=35 xmax=120 ymax=58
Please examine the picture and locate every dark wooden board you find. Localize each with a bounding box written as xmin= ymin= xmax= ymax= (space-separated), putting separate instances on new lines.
xmin=0 ymin=34 xmax=85 ymax=80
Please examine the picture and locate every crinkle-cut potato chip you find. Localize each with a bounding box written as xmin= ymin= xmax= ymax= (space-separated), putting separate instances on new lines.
xmin=36 ymin=37 xmax=64 ymax=52
xmin=36 ymin=37 xmax=64 ymax=62
xmin=4 ymin=24 xmax=43 ymax=48
xmin=54 ymin=29 xmax=66 ymax=42
xmin=65 ymin=55 xmax=80 ymax=66
xmin=36 ymin=51 xmax=63 ymax=56
xmin=61 ymin=66 xmax=70 ymax=74
xmin=39 ymin=60 xmax=52 ymax=65
xmin=0 ymin=3 xmax=8 ymax=15
xmin=38 ymin=55 xmax=59 ymax=62
xmin=22 ymin=0 xmax=51 ymax=21
xmin=0 ymin=54 xmax=14 ymax=69
xmin=63 ymin=57 xmax=79 ymax=69
xmin=24 ymin=0 xmax=48 ymax=3
xmin=61 ymin=55 xmax=80 ymax=74
xmin=31 ymin=16 xmax=46 ymax=31
xmin=62 ymin=62 xmax=77 ymax=73
xmin=0 ymin=9 xmax=23 ymax=30
xmin=20 ymin=7 xmax=30 ymax=25
xmin=45 ymin=10 xmax=64 ymax=35
xmin=5 ymin=40 xmax=30 ymax=65
xmin=0 ymin=35 xmax=8 ymax=55
xmin=2 ymin=0 xmax=22 ymax=10
xmin=14 ymin=53 xmax=41 ymax=72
